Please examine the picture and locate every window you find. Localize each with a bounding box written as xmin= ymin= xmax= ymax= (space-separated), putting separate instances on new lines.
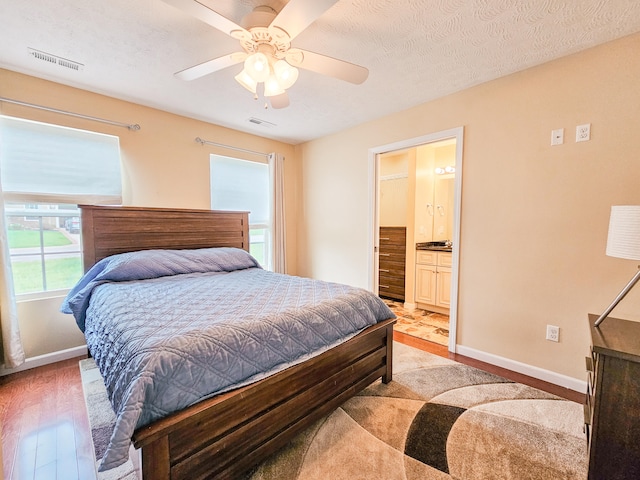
xmin=210 ymin=155 xmax=271 ymax=269
xmin=6 ymin=203 xmax=82 ymax=295
xmin=0 ymin=116 xmax=122 ymax=296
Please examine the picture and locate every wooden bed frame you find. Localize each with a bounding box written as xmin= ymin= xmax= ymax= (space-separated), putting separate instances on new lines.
xmin=79 ymin=205 xmax=396 ymax=480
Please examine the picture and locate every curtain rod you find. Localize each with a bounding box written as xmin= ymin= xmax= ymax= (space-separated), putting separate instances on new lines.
xmin=0 ymin=97 xmax=141 ymax=131
xmin=195 ymin=137 xmax=269 ymax=158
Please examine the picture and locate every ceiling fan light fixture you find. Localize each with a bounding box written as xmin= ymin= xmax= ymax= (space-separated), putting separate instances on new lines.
xmin=274 ymin=60 xmax=299 ymax=90
xmin=235 ymin=69 xmax=257 ymax=93
xmin=244 ymin=52 xmax=270 ymax=83
xmin=164 ymin=0 xmax=371 ymax=109
xmin=264 ymin=73 xmax=285 ymax=97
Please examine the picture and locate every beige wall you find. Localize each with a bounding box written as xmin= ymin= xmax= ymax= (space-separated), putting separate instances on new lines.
xmin=297 ymin=32 xmax=640 ymax=381
xmin=0 ymin=69 xmax=299 ymax=359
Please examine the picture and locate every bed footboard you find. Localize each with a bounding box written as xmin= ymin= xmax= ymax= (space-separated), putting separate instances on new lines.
xmin=132 ymin=317 xmax=396 ymax=480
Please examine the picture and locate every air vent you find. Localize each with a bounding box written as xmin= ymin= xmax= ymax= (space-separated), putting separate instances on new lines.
xmin=28 ymin=48 xmax=84 ymax=71
xmin=248 ymin=117 xmax=276 ymax=128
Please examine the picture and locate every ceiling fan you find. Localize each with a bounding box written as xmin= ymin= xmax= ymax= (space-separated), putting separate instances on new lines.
xmin=162 ymin=0 xmax=369 ymax=109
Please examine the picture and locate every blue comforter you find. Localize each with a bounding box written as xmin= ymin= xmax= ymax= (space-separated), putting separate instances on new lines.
xmin=61 ymin=247 xmax=394 ymax=471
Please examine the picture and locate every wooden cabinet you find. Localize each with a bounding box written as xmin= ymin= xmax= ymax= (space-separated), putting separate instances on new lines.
xmin=416 ymin=263 xmax=437 ymax=305
xmin=436 ymin=265 xmax=451 ymax=308
xmin=378 ymin=227 xmax=406 ymax=301
xmin=415 ymin=250 xmax=451 ymax=313
xmin=586 ymin=314 xmax=640 ymax=479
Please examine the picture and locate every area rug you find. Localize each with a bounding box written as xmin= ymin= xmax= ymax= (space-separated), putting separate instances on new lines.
xmin=80 ymin=343 xmax=587 ymax=480
xmin=80 ymin=360 xmax=138 ymax=480
xmin=385 ymin=299 xmax=450 ymax=346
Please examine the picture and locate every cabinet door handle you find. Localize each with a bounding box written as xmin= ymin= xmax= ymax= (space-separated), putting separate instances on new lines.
xmin=379 ymin=253 xmax=390 ymax=256
xmin=380 ymin=237 xmax=390 ymax=240
xmin=379 ymin=284 xmax=389 ymax=289
xmin=379 ymin=269 xmax=390 ymax=272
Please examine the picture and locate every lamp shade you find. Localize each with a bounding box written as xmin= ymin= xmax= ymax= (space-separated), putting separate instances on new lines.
xmin=244 ymin=52 xmax=270 ymax=83
xmin=273 ymin=60 xmax=299 ymax=90
xmin=234 ymin=69 xmax=257 ymax=94
xmin=264 ymin=73 xmax=285 ymax=97
xmin=606 ymin=206 xmax=640 ymax=260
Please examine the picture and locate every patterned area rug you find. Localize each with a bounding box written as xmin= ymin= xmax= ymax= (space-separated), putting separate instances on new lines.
xmin=79 ymin=360 xmax=138 ymax=480
xmin=80 ymin=343 xmax=587 ymax=480
xmin=385 ymin=299 xmax=450 ymax=346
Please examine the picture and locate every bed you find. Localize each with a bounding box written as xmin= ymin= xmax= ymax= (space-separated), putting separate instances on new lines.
xmin=69 ymin=205 xmax=396 ymax=480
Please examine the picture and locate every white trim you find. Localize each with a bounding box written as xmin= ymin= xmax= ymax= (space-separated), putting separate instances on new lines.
xmin=17 ymin=290 xmax=69 ymax=302
xmin=0 ymin=345 xmax=88 ymax=376
xmin=368 ymin=127 xmax=464 ymax=354
xmin=456 ymin=344 xmax=588 ymax=393
xmin=367 ymin=151 xmax=378 ymax=293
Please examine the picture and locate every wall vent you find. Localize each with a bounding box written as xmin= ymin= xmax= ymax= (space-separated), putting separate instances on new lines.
xmin=28 ymin=48 xmax=84 ymax=71
xmin=248 ymin=117 xmax=276 ymax=128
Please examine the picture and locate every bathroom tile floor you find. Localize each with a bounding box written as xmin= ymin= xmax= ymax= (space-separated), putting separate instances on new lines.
xmin=383 ymin=299 xmax=449 ymax=347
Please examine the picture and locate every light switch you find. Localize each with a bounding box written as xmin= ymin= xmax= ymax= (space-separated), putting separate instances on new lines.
xmin=551 ymin=128 xmax=564 ymax=146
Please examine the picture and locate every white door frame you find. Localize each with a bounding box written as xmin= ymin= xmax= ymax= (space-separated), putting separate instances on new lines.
xmin=367 ymin=126 xmax=464 ymax=352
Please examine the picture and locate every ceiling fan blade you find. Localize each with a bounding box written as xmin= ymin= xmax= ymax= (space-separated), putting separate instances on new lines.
xmin=287 ymin=49 xmax=369 ymax=84
xmin=269 ymin=92 xmax=290 ymax=109
xmin=162 ymin=0 xmax=249 ymax=38
xmin=175 ymin=52 xmax=246 ymax=81
xmin=270 ymin=0 xmax=339 ymax=41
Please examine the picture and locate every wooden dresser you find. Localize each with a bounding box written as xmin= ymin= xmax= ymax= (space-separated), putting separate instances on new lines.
xmin=586 ymin=314 xmax=640 ymax=480
xmin=378 ymin=227 xmax=406 ymax=301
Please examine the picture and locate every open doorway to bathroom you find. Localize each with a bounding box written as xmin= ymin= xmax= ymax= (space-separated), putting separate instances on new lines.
xmin=369 ymin=128 xmax=463 ymax=352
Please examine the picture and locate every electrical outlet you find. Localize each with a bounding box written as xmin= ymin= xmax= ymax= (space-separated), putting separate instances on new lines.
xmin=551 ymin=128 xmax=564 ymax=146
xmin=546 ymin=325 xmax=560 ymax=342
xmin=576 ymin=124 xmax=591 ymax=142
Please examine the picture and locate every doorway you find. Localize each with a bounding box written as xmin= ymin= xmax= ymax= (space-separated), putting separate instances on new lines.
xmin=368 ymin=127 xmax=463 ymax=352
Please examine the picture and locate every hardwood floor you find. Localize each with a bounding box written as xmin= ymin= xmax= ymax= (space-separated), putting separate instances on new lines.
xmin=0 ymin=335 xmax=584 ymax=480
xmin=0 ymin=357 xmax=97 ymax=480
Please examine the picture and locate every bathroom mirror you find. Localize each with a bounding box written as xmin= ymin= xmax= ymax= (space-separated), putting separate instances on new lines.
xmin=431 ymin=175 xmax=454 ymax=241
xmin=414 ymin=141 xmax=456 ymax=244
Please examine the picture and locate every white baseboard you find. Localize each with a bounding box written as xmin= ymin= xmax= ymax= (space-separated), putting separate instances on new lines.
xmin=456 ymin=345 xmax=587 ymax=394
xmin=0 ymin=345 xmax=88 ymax=376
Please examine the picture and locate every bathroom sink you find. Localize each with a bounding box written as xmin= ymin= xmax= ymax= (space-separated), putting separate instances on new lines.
xmin=416 ymin=242 xmax=452 ymax=252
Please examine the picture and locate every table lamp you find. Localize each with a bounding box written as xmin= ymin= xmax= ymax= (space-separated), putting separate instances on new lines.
xmin=594 ymin=205 xmax=640 ymax=327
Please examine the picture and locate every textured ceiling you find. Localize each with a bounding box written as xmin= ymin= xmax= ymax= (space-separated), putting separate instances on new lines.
xmin=1 ymin=0 xmax=640 ymax=144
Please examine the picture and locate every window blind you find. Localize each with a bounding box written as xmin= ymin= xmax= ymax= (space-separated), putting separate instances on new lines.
xmin=0 ymin=115 xmax=122 ymax=204
xmin=210 ymin=155 xmax=269 ymax=225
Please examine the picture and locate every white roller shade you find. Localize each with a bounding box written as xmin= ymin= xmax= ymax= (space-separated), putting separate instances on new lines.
xmin=0 ymin=115 xmax=122 ymax=204
xmin=210 ymin=155 xmax=269 ymax=225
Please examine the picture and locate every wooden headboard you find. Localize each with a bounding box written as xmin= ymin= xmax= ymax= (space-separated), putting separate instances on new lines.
xmin=79 ymin=205 xmax=250 ymax=271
